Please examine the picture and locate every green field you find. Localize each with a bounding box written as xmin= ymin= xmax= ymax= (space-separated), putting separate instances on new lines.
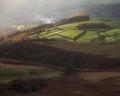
xmin=0 ymin=65 xmax=61 ymax=83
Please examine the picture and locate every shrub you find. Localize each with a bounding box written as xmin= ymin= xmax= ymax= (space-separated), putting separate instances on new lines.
xmin=63 ymin=64 xmax=76 ymax=76
xmin=11 ymin=78 xmax=48 ymax=93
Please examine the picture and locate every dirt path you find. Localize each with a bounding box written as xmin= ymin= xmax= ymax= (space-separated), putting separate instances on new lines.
xmin=78 ymin=71 xmax=120 ymax=82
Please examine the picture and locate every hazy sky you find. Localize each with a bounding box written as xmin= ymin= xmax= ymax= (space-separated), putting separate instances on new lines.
xmin=0 ymin=0 xmax=120 ymax=27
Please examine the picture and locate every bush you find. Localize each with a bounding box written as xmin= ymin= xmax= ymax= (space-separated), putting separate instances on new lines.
xmin=11 ymin=78 xmax=48 ymax=93
xmin=63 ymin=64 xmax=76 ymax=76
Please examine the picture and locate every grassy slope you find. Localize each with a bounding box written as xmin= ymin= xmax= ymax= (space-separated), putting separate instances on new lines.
xmin=31 ymin=18 xmax=120 ymax=43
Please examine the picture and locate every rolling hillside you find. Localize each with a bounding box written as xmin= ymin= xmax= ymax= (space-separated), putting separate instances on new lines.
xmin=0 ymin=18 xmax=120 ymax=69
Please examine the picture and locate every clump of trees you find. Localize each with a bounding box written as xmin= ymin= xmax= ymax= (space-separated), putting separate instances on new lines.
xmin=77 ymin=23 xmax=112 ymax=30
xmin=57 ymin=13 xmax=90 ymax=25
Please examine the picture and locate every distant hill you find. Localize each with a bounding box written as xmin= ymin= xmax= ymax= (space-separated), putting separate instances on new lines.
xmin=86 ymin=3 xmax=120 ymax=19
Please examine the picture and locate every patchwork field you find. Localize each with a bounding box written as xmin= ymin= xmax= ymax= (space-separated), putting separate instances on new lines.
xmin=31 ymin=19 xmax=120 ymax=43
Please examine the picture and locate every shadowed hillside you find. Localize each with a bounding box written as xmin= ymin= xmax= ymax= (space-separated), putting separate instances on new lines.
xmin=0 ymin=40 xmax=120 ymax=69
